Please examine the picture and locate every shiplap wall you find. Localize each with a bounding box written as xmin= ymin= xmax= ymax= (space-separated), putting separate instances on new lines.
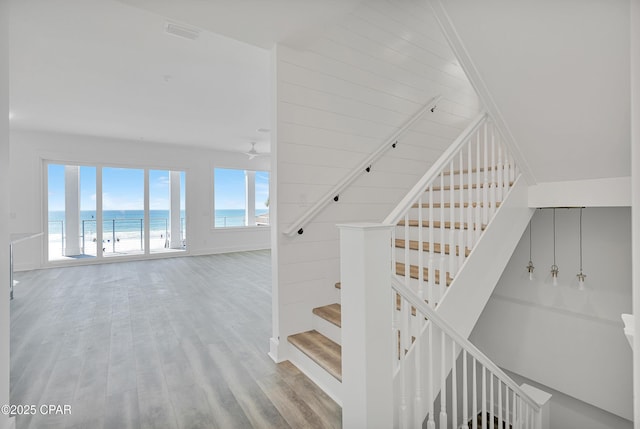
xmin=271 ymin=0 xmax=481 ymax=362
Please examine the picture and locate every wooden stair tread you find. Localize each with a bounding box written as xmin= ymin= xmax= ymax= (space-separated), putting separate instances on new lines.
xmin=395 ymin=262 xmax=453 ymax=286
xmin=288 ymin=330 xmax=342 ymax=382
xmin=442 ymin=166 xmax=500 ymax=176
xmin=411 ymin=201 xmax=501 ymax=209
xmin=395 ymin=239 xmax=471 ymax=257
xmin=430 ymin=181 xmax=513 ymax=192
xmin=397 ymin=219 xmax=487 ymax=230
xmin=312 ymin=304 xmax=341 ymax=328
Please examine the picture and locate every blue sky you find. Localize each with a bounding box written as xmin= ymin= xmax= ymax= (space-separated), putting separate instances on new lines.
xmin=214 ymin=168 xmax=269 ymax=210
xmin=48 ymin=164 xmax=267 ymax=212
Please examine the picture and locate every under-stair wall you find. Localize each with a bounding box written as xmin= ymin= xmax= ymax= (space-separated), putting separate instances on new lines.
xmin=470 ymin=207 xmax=634 ymax=423
xmin=271 ymin=0 xmax=481 ymax=385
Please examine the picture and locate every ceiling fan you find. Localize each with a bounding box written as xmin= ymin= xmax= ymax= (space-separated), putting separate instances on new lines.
xmin=244 ymin=142 xmax=264 ymax=159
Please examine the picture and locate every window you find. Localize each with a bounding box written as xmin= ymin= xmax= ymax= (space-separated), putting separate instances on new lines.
xmin=214 ymin=168 xmax=269 ymax=227
xmin=46 ymin=162 xmax=186 ymax=262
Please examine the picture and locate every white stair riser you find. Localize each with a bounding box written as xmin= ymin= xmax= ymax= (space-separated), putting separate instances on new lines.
xmin=394 ymin=248 xmax=466 ymax=270
xmin=312 ymin=313 xmax=342 ymax=345
xmin=394 ymin=226 xmax=481 ymax=244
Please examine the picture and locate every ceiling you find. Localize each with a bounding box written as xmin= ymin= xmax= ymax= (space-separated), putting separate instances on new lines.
xmin=9 ymin=0 xmax=274 ymax=153
xmin=439 ymin=0 xmax=631 ymax=183
xmin=11 ymin=0 xmax=631 ymax=182
xmin=9 ymin=0 xmax=367 ymax=154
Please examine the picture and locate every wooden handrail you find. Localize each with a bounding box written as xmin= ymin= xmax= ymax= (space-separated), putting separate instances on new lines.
xmin=283 ymin=95 xmax=442 ymax=237
xmin=391 ymin=276 xmax=541 ymax=412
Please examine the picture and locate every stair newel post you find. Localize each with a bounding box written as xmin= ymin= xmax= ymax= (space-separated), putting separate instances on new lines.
xmin=483 ymin=124 xmax=490 ymax=226
xmin=338 ymin=223 xmax=394 ymax=429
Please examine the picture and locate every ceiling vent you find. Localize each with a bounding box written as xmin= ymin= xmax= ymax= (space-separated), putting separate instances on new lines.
xmin=164 ymin=22 xmax=200 ymax=41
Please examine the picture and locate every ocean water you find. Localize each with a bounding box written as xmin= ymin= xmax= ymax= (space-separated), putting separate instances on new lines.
xmin=48 ymin=209 xmax=268 ymax=236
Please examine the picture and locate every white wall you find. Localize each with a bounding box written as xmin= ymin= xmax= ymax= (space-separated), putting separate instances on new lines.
xmin=271 ymin=0 xmax=481 ymax=361
xmin=631 ymin=1 xmax=640 ymax=427
xmin=9 ymin=129 xmax=270 ymax=271
xmin=503 ymin=369 xmax=632 ymax=429
xmin=0 ymin=0 xmax=11 ymax=427
xmin=470 ymin=207 xmax=633 ymax=421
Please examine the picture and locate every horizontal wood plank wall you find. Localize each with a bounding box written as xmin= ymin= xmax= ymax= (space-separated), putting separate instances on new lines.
xmin=273 ymin=0 xmax=481 ymax=362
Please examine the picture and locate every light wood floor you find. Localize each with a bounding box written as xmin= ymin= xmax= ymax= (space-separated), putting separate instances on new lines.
xmin=10 ymin=251 xmax=342 ymax=429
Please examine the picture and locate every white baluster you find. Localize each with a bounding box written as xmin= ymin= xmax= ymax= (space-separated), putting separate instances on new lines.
xmin=439 ymin=330 xmax=447 ymax=429
xmin=391 ymin=225 xmax=396 ymax=278
xmin=449 ymin=160 xmax=455 ymax=280
xmin=475 ymin=132 xmax=482 ymax=245
xmin=467 ymin=143 xmax=473 ymax=250
xmin=439 ymin=172 xmax=445 ymax=305
xmin=489 ymin=372 xmax=499 ymax=424
xmin=428 ymin=183 xmax=434 ymax=307
xmin=458 ymin=151 xmax=465 ymax=273
xmin=426 ymin=322 xmax=435 ymax=429
xmin=483 ymin=125 xmax=489 ymax=225
xmin=418 ymin=195 xmax=424 ymax=300
xmin=482 ymin=366 xmax=486 ymax=429
xmin=506 ymin=387 xmax=510 ymax=429
xmin=503 ymin=142 xmax=510 ymax=195
xmin=462 ymin=350 xmax=468 ymax=428
xmin=497 ymin=136 xmax=503 ymax=203
xmin=498 ymin=380 xmax=503 ymax=429
xmin=451 ymin=341 xmax=458 ymax=429
xmin=399 ymin=298 xmax=408 ymax=429
xmin=490 ymin=125 xmax=497 ymax=220
xmin=414 ymin=313 xmax=423 ymax=426
xmin=472 ymin=358 xmax=477 ymax=429
xmin=404 ymin=213 xmax=410 ymax=289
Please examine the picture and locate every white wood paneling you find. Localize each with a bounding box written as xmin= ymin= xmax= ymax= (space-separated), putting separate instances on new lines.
xmin=273 ymin=0 xmax=481 ymax=370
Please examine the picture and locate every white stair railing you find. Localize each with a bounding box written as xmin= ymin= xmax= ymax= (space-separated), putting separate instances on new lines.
xmin=384 ymin=112 xmax=519 ymax=308
xmin=338 ymin=224 xmax=549 ymax=429
xmin=283 ymin=95 xmax=441 ymax=237
xmin=392 ymin=277 xmax=543 ymax=429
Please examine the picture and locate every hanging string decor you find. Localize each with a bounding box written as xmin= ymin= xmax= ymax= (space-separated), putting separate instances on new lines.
xmin=576 ymin=207 xmax=587 ymax=290
xmin=550 ymin=208 xmax=559 ymax=285
xmin=526 ymin=217 xmax=535 ymax=280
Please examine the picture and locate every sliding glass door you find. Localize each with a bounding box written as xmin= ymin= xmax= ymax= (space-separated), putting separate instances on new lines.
xmin=46 ymin=162 xmax=186 ymax=262
xmin=47 ymin=164 xmax=97 ymax=261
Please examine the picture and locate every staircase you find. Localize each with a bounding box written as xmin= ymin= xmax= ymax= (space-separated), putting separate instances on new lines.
xmin=286 ymin=114 xmax=544 ymax=428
